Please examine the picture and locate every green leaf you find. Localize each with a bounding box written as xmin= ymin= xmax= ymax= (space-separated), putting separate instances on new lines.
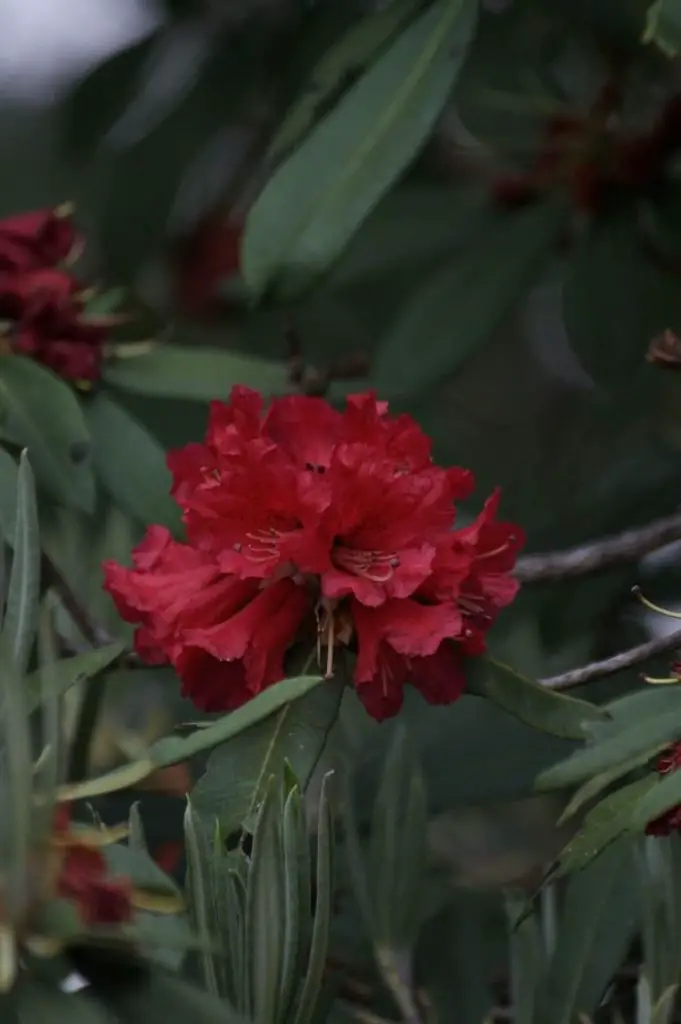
xmin=293 ymin=772 xmax=334 ymax=1024
xmin=0 ymin=356 xmax=94 ymax=512
xmin=104 ymin=841 xmax=182 ymax=899
xmin=60 ymin=33 xmax=158 ymax=160
xmin=0 ymin=447 xmax=18 ymax=545
xmin=86 ymin=392 xmax=180 ymax=531
xmin=59 ymin=674 xmax=326 ymax=801
xmin=368 ymin=724 xmax=427 ymax=948
xmin=241 ymin=0 xmax=478 ymax=299
xmin=14 ymin=979 xmax=113 ymax=1023
xmin=0 ymin=632 xmax=33 ymax=918
xmin=558 ymin=743 xmax=670 ymax=825
xmin=246 ymin=779 xmax=285 ymax=1024
xmin=5 ymin=453 xmax=40 ymax=676
xmin=563 ymin=211 xmax=681 ymax=394
xmin=506 ymin=892 xmax=544 ymax=1024
xmin=193 ymin=677 xmax=343 ymax=835
xmin=551 ymin=776 xmax=658 ymax=877
xmin=103 ymin=346 xmax=290 ymax=400
xmin=24 ymin=641 xmax=125 ymax=713
xmin=536 ymin=838 xmax=640 ymax=1024
xmin=537 ymin=706 xmax=681 ymax=789
xmin=93 ymin=966 xmax=243 ymax=1023
xmin=266 ymin=0 xmax=424 ymax=164
xmin=467 ymin=657 xmax=607 ymax=740
xmin=184 ymin=801 xmax=221 ymax=997
xmin=630 ymin=763 xmax=681 ymax=830
xmin=373 ymin=198 xmax=567 ymax=399
xmin=644 ymin=0 xmax=681 ymax=55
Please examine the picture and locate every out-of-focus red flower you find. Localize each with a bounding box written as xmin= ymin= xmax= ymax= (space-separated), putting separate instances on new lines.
xmin=645 ymin=742 xmax=681 ymax=837
xmin=0 ymin=264 xmax=106 ymax=383
xmin=172 ymin=214 xmax=243 ymax=319
xmin=104 ymin=389 xmax=524 ymax=720
xmin=51 ymin=805 xmax=133 ymax=926
xmin=0 ymin=205 xmax=82 ymax=274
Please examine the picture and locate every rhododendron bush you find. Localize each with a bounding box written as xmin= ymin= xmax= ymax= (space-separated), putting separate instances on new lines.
xmin=4 ymin=0 xmax=681 ymax=1020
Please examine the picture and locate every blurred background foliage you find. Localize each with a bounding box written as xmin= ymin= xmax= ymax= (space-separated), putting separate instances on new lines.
xmin=6 ymin=0 xmax=681 ymax=1020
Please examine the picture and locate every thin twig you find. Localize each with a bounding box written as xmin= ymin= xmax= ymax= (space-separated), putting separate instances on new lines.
xmin=515 ymin=512 xmax=681 ymax=584
xmin=540 ymin=628 xmax=681 ymax=690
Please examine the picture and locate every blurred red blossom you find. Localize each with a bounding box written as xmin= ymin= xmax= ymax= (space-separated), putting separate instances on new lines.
xmin=645 ymin=742 xmax=681 ymax=837
xmin=50 ymin=805 xmax=133 ymax=926
xmin=104 ymin=389 xmax=524 ymax=720
xmin=0 ymin=205 xmax=108 ymax=384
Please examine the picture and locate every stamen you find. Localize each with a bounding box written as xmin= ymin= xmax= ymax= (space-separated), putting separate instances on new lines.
xmin=325 ymin=614 xmax=335 ymax=679
xmin=644 ymin=675 xmax=681 ymax=685
xmin=632 ymin=586 xmax=681 ymax=620
xmin=475 ymin=539 xmax=513 ymax=560
xmin=333 ymin=546 xmax=401 ymax=582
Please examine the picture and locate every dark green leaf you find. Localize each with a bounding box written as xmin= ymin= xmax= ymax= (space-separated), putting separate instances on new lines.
xmin=558 ymin=743 xmax=669 ymax=825
xmin=60 ymin=675 xmax=326 ymax=801
xmin=563 ymin=211 xmax=681 ymax=394
xmin=0 ymin=447 xmax=18 ymax=545
xmin=266 ymin=0 xmax=424 ymax=164
xmin=104 ymin=842 xmax=182 ymax=899
xmin=246 ymin=779 xmax=285 ymax=1024
xmin=293 ymin=773 xmax=334 ymax=1024
xmin=193 ymin=677 xmax=343 ymax=835
xmin=467 ymin=657 xmax=607 ymax=740
xmin=104 ymin=346 xmax=290 ymax=400
xmin=551 ymin=776 xmax=657 ymax=876
xmin=5 ymin=453 xmax=40 ymax=676
xmin=373 ymin=198 xmax=567 ymax=399
xmin=14 ymin=979 xmax=112 ymax=1023
xmin=631 ymin=763 xmax=681 ymax=830
xmin=369 ymin=724 xmax=427 ymax=948
xmin=0 ymin=356 xmax=94 ymax=512
xmin=537 ymin=706 xmax=681 ymax=789
xmin=241 ymin=0 xmax=478 ymax=299
xmin=92 ymin=966 xmax=242 ymax=1023
xmin=86 ymin=392 xmax=180 ymax=531
xmin=644 ymin=0 xmax=681 ymax=55
xmin=60 ymin=34 xmax=159 ymax=160
xmin=24 ymin=642 xmax=125 ymax=713
xmin=536 ymin=838 xmax=640 ymax=1024
xmin=506 ymin=892 xmax=544 ymax=1024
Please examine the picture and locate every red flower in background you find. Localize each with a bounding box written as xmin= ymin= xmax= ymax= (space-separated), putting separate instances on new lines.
xmin=0 ymin=205 xmax=82 ymax=275
xmin=0 ymin=206 xmax=107 ymax=384
xmin=645 ymin=742 xmax=681 ymax=837
xmin=104 ymin=389 xmax=524 ymax=720
xmin=51 ymin=805 xmax=132 ymax=926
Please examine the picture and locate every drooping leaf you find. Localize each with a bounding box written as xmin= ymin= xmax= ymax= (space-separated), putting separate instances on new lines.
xmin=24 ymin=642 xmax=125 ymax=713
xmin=192 ymin=677 xmax=343 ymax=835
xmin=550 ymin=776 xmax=658 ymax=877
xmin=558 ymin=743 xmax=669 ymax=825
xmin=630 ymin=763 xmax=681 ymax=831
xmin=5 ymin=453 xmax=40 ymax=676
xmin=644 ymin=0 xmax=681 ymax=55
xmin=467 ymin=657 xmax=607 ymax=740
xmin=241 ymin=0 xmax=478 ymax=299
xmin=373 ymin=198 xmax=567 ymax=399
xmin=59 ymin=674 xmax=326 ymax=801
xmin=537 ymin=706 xmax=681 ymax=790
xmin=85 ymin=392 xmax=180 ymax=531
xmin=104 ymin=346 xmax=290 ymax=401
xmin=536 ymin=838 xmax=640 ymax=1024
xmin=0 ymin=356 xmax=94 ymax=512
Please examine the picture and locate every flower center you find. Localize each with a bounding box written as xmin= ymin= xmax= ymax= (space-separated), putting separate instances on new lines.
xmin=332 ymin=545 xmax=400 ymax=582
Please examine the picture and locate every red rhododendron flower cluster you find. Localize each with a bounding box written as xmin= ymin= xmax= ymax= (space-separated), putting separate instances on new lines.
xmin=0 ymin=206 xmax=109 ymax=384
xmin=104 ymin=389 xmax=524 ymax=720
xmin=645 ymin=742 xmax=681 ymax=837
xmin=51 ymin=805 xmax=133 ymax=926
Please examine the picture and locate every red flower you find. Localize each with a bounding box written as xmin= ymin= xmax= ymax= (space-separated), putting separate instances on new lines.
xmin=0 ymin=205 xmax=81 ymax=274
xmin=0 ymin=267 xmax=105 ymax=383
xmin=52 ymin=806 xmax=132 ymax=926
xmin=104 ymin=390 xmax=524 ymax=720
xmin=645 ymin=742 xmax=681 ymax=837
